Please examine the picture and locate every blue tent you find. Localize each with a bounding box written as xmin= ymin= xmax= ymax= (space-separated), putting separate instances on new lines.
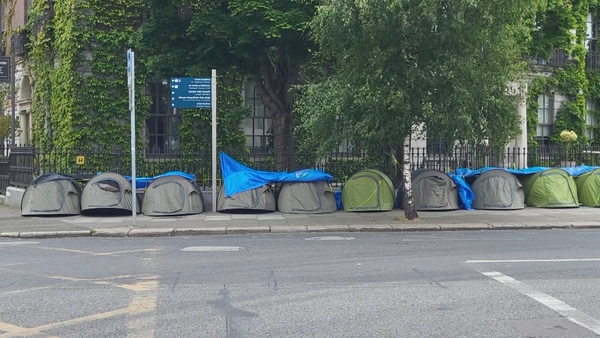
xmin=123 ymin=171 xmax=195 ymax=189
xmin=455 ymin=165 xmax=600 ymax=178
xmin=220 ymin=152 xmax=332 ymax=198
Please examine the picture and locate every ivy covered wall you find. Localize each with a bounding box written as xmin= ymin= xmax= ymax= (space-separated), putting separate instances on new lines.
xmin=26 ymin=0 xmax=147 ymax=151
xmin=527 ymin=1 xmax=600 ymax=146
xmin=23 ymin=0 xmax=249 ymax=158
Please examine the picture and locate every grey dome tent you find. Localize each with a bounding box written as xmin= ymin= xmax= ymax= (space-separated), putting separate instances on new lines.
xmin=470 ymin=169 xmax=525 ymax=210
xmin=217 ymin=184 xmax=276 ymax=213
xmin=277 ymin=181 xmax=337 ymax=214
xmin=142 ymin=175 xmax=206 ymax=216
xmin=81 ymin=172 xmax=140 ymax=215
xmin=21 ymin=173 xmax=82 ymax=216
xmin=405 ymin=169 xmax=459 ymax=211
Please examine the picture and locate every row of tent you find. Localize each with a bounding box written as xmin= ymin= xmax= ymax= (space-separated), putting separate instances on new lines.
xmin=21 ymin=172 xmax=206 ymax=216
xmin=344 ymin=166 xmax=600 ymax=211
xmin=456 ymin=166 xmax=600 ymax=209
xmin=20 ymin=151 xmax=600 ymax=217
xmin=20 ymin=171 xmax=339 ymax=216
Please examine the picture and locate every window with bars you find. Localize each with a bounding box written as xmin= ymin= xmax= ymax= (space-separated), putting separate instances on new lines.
xmin=145 ymin=79 xmax=181 ymax=155
xmin=0 ymin=3 xmax=4 ymax=34
xmin=535 ymin=94 xmax=553 ymax=146
xmin=25 ymin=0 xmax=32 ymax=22
xmin=426 ymin=137 xmax=449 ymax=154
xmin=586 ymin=13 xmax=598 ymax=52
xmin=586 ymin=100 xmax=596 ymax=141
xmin=243 ymin=80 xmax=272 ymax=153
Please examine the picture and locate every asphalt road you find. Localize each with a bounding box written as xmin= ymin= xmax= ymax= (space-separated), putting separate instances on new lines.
xmin=2 ymin=230 xmax=600 ymax=337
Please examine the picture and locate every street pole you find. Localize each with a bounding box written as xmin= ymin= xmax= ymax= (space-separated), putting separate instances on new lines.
xmin=127 ymin=49 xmax=137 ymax=226
xmin=211 ymin=69 xmax=217 ymax=212
xmin=10 ymin=49 xmax=15 ymax=146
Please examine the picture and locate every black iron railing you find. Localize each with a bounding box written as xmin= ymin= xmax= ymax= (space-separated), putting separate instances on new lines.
xmin=531 ymin=48 xmax=569 ymax=68
xmin=4 ymin=144 xmax=600 ymax=190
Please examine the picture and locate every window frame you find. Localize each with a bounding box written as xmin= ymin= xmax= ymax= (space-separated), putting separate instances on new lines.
xmin=534 ymin=93 xmax=553 ymax=147
xmin=243 ymin=79 xmax=272 ymax=154
xmin=585 ymin=100 xmax=596 ymax=142
xmin=144 ymin=78 xmax=181 ymax=157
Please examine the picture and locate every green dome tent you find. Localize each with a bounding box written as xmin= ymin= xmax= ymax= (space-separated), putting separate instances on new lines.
xmin=342 ymin=169 xmax=395 ymax=212
xmin=520 ymin=168 xmax=578 ymax=208
xmin=574 ymin=168 xmax=600 ymax=207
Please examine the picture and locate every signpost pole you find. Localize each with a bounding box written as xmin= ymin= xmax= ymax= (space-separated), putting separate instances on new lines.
xmin=211 ymin=69 xmax=217 ymax=212
xmin=10 ymin=51 xmax=15 ymax=146
xmin=127 ymin=49 xmax=137 ymax=226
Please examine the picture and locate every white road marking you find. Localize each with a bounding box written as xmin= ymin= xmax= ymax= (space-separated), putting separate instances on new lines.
xmin=480 ymin=270 xmax=600 ymax=335
xmin=180 ymin=246 xmax=243 ymax=252
xmin=466 ymin=258 xmax=600 ymax=264
xmin=305 ymin=236 xmax=354 ymax=241
xmin=403 ymin=238 xmax=525 ymax=242
xmin=0 ymin=242 xmax=40 ymax=246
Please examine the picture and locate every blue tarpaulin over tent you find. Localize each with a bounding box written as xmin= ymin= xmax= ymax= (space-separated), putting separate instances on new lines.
xmin=123 ymin=171 xmax=196 ymax=189
xmin=220 ymin=152 xmax=333 ymax=198
xmin=447 ymin=173 xmax=474 ymax=210
xmin=449 ymin=166 xmax=600 ymax=211
xmin=455 ymin=166 xmax=600 ymax=178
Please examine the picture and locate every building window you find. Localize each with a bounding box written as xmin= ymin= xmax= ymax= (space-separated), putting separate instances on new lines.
xmin=243 ymin=79 xmax=272 ymax=153
xmin=145 ymin=79 xmax=181 ymax=155
xmin=0 ymin=3 xmax=4 ymax=35
xmin=586 ymin=100 xmax=596 ymax=141
xmin=426 ymin=137 xmax=449 ymax=154
xmin=587 ymin=13 xmax=598 ymax=52
xmin=25 ymin=0 xmax=32 ymax=22
xmin=535 ymin=94 xmax=552 ymax=146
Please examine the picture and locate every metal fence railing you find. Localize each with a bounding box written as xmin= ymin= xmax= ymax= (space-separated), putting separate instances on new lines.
xmin=3 ymin=144 xmax=600 ymax=190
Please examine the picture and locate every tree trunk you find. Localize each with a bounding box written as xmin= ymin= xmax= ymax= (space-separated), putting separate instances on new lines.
xmin=255 ymin=46 xmax=298 ymax=171
xmin=402 ymin=135 xmax=419 ymax=220
xmin=271 ymin=105 xmax=295 ymax=171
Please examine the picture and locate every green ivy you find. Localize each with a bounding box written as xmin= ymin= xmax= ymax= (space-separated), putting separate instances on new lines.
xmin=526 ymin=0 xmax=600 ymax=146
xmin=26 ymin=0 xmax=148 ymax=155
xmin=177 ymin=74 xmax=249 ymax=155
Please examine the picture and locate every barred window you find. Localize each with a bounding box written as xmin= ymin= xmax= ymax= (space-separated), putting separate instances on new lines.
xmin=243 ymin=79 xmax=272 ymax=153
xmin=145 ymin=79 xmax=181 ymax=155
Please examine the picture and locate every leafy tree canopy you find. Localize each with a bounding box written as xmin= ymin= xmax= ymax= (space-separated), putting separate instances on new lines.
xmin=296 ymin=0 xmax=544 ymax=155
xmin=135 ymin=0 xmax=317 ymax=170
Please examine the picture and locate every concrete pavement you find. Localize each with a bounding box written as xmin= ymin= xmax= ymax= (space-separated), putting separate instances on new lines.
xmin=1 ymin=204 xmax=600 ymax=238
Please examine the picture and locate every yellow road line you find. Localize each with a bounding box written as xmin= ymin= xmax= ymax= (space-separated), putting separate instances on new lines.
xmin=126 ymin=277 xmax=160 ymax=337
xmin=0 ymin=278 xmax=159 ymax=338
xmin=0 ymin=286 xmax=51 ymax=296
xmin=0 ymin=322 xmax=27 ymax=334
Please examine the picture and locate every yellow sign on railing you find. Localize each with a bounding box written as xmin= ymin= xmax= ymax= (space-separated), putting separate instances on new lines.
xmin=76 ymin=156 xmax=85 ymax=165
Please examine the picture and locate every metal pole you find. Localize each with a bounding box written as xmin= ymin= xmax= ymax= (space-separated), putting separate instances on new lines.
xmin=128 ymin=49 xmax=137 ymax=226
xmin=211 ymin=69 xmax=217 ymax=212
xmin=10 ymin=51 xmax=15 ymax=146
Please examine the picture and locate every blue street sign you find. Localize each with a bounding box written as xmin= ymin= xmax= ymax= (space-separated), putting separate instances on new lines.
xmin=170 ymin=77 xmax=212 ymax=109
xmin=127 ymin=50 xmax=131 ymax=79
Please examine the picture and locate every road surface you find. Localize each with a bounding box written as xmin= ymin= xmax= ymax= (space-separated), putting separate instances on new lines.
xmin=2 ymin=230 xmax=600 ymax=337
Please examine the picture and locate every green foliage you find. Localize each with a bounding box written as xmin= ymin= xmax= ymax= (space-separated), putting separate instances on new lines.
xmin=297 ymin=0 xmax=536 ymax=154
xmin=524 ymin=1 xmax=600 ymax=146
xmin=135 ymin=0 xmax=318 ymax=170
xmin=26 ymin=0 xmax=148 ymax=157
xmin=177 ymin=76 xmax=250 ymax=155
xmin=0 ymin=115 xmax=18 ymax=140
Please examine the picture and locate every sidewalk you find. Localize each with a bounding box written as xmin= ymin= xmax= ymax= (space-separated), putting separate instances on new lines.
xmin=1 ymin=204 xmax=599 ymax=238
